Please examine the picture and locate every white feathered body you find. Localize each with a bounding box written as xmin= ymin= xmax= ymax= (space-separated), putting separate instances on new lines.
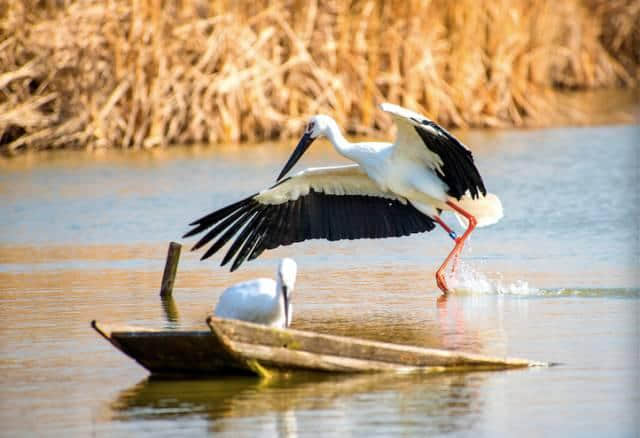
xmin=214 ymin=278 xmax=291 ymax=328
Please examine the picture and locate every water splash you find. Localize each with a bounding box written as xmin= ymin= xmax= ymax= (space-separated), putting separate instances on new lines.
xmin=444 ymin=263 xmax=640 ymax=298
xmin=445 ymin=262 xmax=540 ymax=296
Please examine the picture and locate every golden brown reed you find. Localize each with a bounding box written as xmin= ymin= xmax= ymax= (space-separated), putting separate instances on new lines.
xmin=1 ymin=0 xmax=638 ymax=154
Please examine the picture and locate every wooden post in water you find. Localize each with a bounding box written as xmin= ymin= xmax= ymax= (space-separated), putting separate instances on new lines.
xmin=160 ymin=242 xmax=181 ymax=297
xmin=161 ymin=296 xmax=180 ymax=324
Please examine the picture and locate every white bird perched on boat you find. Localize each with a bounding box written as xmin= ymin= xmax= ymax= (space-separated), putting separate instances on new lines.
xmin=184 ymin=103 xmax=502 ymax=293
xmin=214 ymin=258 xmax=297 ymax=328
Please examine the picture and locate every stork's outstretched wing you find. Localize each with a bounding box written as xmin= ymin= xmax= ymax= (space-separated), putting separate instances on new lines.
xmin=380 ymin=103 xmax=486 ymax=199
xmin=184 ymin=165 xmax=435 ymax=271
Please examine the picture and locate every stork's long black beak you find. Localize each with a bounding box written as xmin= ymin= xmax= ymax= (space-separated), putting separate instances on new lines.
xmin=277 ymin=132 xmax=315 ymax=181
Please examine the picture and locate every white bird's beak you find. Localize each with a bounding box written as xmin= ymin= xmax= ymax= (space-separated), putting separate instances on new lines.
xmin=282 ymin=285 xmax=290 ymax=327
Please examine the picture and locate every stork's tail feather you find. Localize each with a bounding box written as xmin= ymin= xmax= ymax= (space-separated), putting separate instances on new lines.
xmin=453 ymin=193 xmax=503 ymax=228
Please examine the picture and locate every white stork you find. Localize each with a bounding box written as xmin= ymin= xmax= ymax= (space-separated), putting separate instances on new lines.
xmin=184 ymin=103 xmax=502 ymax=293
xmin=214 ymin=258 xmax=297 ymax=328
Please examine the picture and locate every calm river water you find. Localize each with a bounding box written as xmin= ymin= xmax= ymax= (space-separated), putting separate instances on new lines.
xmin=0 ymin=124 xmax=638 ymax=437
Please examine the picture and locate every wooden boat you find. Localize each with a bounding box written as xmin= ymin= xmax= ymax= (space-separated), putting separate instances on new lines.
xmin=92 ymin=317 xmax=546 ymax=377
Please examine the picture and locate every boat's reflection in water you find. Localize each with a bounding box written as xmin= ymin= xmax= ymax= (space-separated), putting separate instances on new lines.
xmin=113 ymin=275 xmax=506 ymax=436
xmin=112 ymin=370 xmax=487 ymax=436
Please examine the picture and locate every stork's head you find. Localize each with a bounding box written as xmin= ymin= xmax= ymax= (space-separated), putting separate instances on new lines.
xmin=277 ymin=257 xmax=297 ymax=296
xmin=276 ymin=115 xmax=335 ymax=181
xmin=304 ymin=114 xmax=334 ymax=139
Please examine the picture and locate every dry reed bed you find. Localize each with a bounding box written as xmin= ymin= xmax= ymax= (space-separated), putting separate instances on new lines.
xmin=0 ymin=0 xmax=638 ymax=154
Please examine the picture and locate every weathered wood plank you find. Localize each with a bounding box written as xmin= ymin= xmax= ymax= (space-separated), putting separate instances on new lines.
xmin=227 ymin=341 xmax=440 ymax=373
xmin=207 ymin=316 xmax=544 ymax=370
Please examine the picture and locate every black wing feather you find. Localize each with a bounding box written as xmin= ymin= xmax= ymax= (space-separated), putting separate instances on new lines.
xmin=413 ymin=122 xmax=487 ymax=199
xmin=191 ymin=202 xmax=255 ymax=251
xmin=184 ymin=195 xmax=255 ymax=237
xmin=199 ymin=202 xmax=261 ymax=260
xmin=232 ymin=211 xmax=271 ymax=270
xmin=184 ymin=189 xmax=436 ymax=271
xmin=221 ymin=205 xmax=266 ymax=267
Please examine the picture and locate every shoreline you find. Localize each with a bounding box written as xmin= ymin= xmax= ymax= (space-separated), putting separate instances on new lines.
xmin=1 ymin=105 xmax=637 ymax=163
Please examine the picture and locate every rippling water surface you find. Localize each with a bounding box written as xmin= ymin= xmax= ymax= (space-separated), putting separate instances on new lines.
xmin=0 ymin=124 xmax=638 ymax=437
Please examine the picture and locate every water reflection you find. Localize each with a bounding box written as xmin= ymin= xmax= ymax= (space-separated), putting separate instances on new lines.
xmin=113 ymin=371 xmax=486 ymax=436
xmin=161 ymin=296 xmax=180 ymax=328
xmin=292 ymin=296 xmax=494 ymax=355
xmin=1 ymin=123 xmax=638 ymax=436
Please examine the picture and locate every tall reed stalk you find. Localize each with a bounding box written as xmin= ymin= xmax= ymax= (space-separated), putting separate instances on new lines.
xmin=1 ymin=0 xmax=637 ymax=154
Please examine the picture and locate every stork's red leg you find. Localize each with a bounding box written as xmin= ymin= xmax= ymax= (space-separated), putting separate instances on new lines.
xmin=433 ymin=215 xmax=457 ymax=241
xmin=434 ymin=201 xmax=477 ymax=294
xmin=432 ymin=216 xmax=462 ymax=271
xmin=447 ymin=201 xmax=477 ymax=260
xmin=432 ymin=215 xmax=458 ymax=291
